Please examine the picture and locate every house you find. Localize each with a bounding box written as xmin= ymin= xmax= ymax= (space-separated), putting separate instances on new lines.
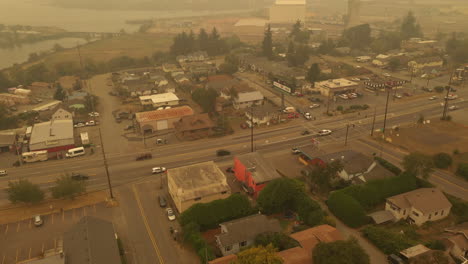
xmin=245 ymin=105 xmax=280 ymax=125
xmin=150 ymin=75 xmax=169 ymax=87
xmin=162 ymin=63 xmax=181 ymax=73
xmin=14 ymin=88 xmax=32 ymax=96
xmin=0 ymin=93 xmax=30 ymax=106
xmin=184 ymin=62 xmax=217 ymax=78
xmin=0 ymin=131 xmax=16 ymax=152
xmin=52 ymin=108 xmax=72 ymax=120
xmin=139 ymin=92 xmax=179 ymax=107
xmin=301 ymin=150 xmax=395 ymax=183
xmin=29 ymin=119 xmax=74 ymax=152
xmin=443 ymin=223 xmax=468 ymax=262
xmin=385 ymin=188 xmax=452 ymax=226
xmin=408 ymin=56 xmax=444 ymax=73
xmin=67 ymin=91 xmax=88 ymax=101
xmin=173 ymin=73 xmax=191 ymax=85
xmin=135 ymin=106 xmax=194 ymax=134
xmin=215 ymin=214 xmax=281 ymax=256
xmin=233 ymin=91 xmax=264 ymax=110
xmin=174 ymin=113 xmax=215 ymax=139
xmin=205 ymin=75 xmax=253 ymax=99
xmin=315 ymin=79 xmax=359 ymax=97
xmin=187 ymin=51 xmax=209 ymax=62
xmin=167 ymin=161 xmax=231 ymax=213
xmin=233 ymin=152 xmax=282 ymax=197
xmin=63 ymin=216 xmax=121 ymax=264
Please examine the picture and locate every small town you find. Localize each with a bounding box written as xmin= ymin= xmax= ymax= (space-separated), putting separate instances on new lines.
xmin=0 ymin=0 xmax=468 ymax=264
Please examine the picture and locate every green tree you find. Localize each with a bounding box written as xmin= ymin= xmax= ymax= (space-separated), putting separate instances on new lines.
xmin=0 ymin=72 xmax=14 ymax=92
xmin=402 ymin=152 xmax=434 ymax=179
xmin=313 ymin=238 xmax=370 ymax=264
xmin=50 ymin=176 xmax=86 ymax=199
xmin=232 ymin=244 xmax=283 ymax=264
xmin=199 ymin=28 xmax=209 ymax=52
xmin=370 ymin=31 xmax=402 ymax=53
xmin=7 ymin=179 xmax=45 ymax=204
xmin=218 ymin=62 xmax=238 ymax=75
xmin=306 ymin=63 xmax=321 ymax=87
xmin=255 ymin=232 xmax=300 ymax=251
xmin=53 ymin=83 xmax=66 ymax=101
xmin=191 ymin=87 xmax=218 ymax=113
xmin=445 ymin=33 xmax=468 ymax=64
xmin=388 ymin=57 xmax=401 ymax=72
xmin=456 ymin=163 xmax=468 ymax=180
xmin=262 ymin=24 xmax=273 ymax=59
xmin=327 ymin=191 xmax=367 ymax=228
xmin=343 ymin=24 xmax=372 ymax=49
xmin=432 ymin=153 xmax=452 ymax=169
xmin=401 ymin=11 xmax=422 ymax=40
xmin=286 ymin=41 xmax=296 ymax=66
xmin=306 ymin=159 xmax=344 ymax=193
xmin=362 ymin=226 xmax=418 ymax=255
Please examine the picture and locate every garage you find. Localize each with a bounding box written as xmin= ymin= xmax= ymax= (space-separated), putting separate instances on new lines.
xmin=156 ymin=120 xmax=168 ymax=130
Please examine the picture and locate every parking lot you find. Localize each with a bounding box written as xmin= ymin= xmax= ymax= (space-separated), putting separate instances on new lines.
xmin=0 ymin=203 xmax=113 ymax=264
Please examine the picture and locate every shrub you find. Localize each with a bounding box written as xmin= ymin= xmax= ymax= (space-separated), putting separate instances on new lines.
xmin=447 ymin=195 xmax=468 ymax=223
xmin=327 ymin=192 xmax=368 ymax=228
xmin=362 ymin=226 xmax=418 ymax=255
xmin=336 ymin=105 xmax=344 ymax=111
xmin=255 ymin=232 xmax=300 ymax=251
xmin=374 ymin=156 xmax=402 ymax=175
xmin=313 ymin=237 xmax=370 ymax=264
xmin=182 ymin=222 xmax=215 ymax=263
xmin=425 ymin=240 xmax=446 ymax=251
xmin=432 ymin=153 xmax=452 ymax=169
xmin=456 ymin=163 xmax=468 ymax=180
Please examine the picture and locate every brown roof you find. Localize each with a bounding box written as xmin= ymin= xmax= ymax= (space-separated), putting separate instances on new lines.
xmin=174 ymin=113 xmax=215 ymax=132
xmin=207 ymin=74 xmax=233 ymax=82
xmin=208 ymin=254 xmax=237 ymax=264
xmin=387 ymin=188 xmax=452 ymax=214
xmin=278 ymin=247 xmax=310 ymax=264
xmin=135 ymin=106 xmax=194 ymax=123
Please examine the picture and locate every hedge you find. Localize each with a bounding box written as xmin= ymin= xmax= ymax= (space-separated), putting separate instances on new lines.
xmin=362 ymin=226 xmax=418 ymax=255
xmin=179 ymin=193 xmax=254 ymax=231
xmin=457 ymin=163 xmax=468 ymax=180
xmin=447 ymin=195 xmax=468 ymax=223
xmin=327 ymin=191 xmax=368 ymax=228
xmin=433 ymin=153 xmax=452 ymax=169
xmin=182 ymin=222 xmax=215 ymax=263
xmin=374 ymin=156 xmax=402 ymax=176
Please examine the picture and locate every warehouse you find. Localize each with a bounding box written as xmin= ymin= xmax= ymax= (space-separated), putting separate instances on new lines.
xmin=29 ymin=119 xmax=75 ymax=152
xmin=269 ymin=0 xmax=306 ymax=24
xmin=139 ymin=92 xmax=180 ymax=108
xmin=135 ymin=106 xmax=194 ymax=134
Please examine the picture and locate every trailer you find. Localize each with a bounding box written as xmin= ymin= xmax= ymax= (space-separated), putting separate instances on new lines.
xmin=80 ymin=132 xmax=90 ymax=145
xmin=22 ymin=151 xmax=48 ymax=163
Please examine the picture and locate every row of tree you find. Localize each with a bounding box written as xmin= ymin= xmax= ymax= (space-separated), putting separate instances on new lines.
xmin=170 ymin=27 xmax=227 ymax=56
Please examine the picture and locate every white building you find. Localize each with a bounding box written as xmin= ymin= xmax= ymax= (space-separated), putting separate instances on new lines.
xmin=139 ymin=93 xmax=180 ymax=107
xmin=233 ymin=91 xmax=264 ymax=110
xmin=315 ymin=78 xmax=359 ymax=96
xmin=52 ymin=108 xmax=72 ymax=121
xmin=269 ymin=0 xmax=306 ymax=24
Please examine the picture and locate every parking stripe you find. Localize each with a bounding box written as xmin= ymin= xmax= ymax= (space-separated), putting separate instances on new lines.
xmin=1 ymin=254 xmax=4 ymax=264
xmin=28 ymin=248 xmax=31 ymax=259
xmin=83 ymin=206 xmax=87 ymax=216
xmin=41 ymin=243 xmax=44 ymax=253
xmin=29 ymin=219 xmax=32 ymax=229
xmin=16 ymin=222 xmax=20 ymax=232
xmin=4 ymin=224 xmax=8 ymax=235
xmin=62 ymin=210 xmax=65 ymax=222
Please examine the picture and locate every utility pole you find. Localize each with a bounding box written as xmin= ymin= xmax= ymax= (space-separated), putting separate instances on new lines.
xmin=250 ymin=107 xmax=254 ymax=152
xmin=326 ymin=92 xmax=331 ymax=115
xmin=382 ymin=87 xmax=391 ymax=136
xmin=344 ymin=124 xmax=350 ymax=146
xmin=98 ymin=127 xmax=114 ymax=199
xmin=14 ymin=137 xmax=23 ymax=166
xmin=370 ymin=106 xmax=377 ymax=136
xmin=442 ymin=72 xmax=454 ymax=120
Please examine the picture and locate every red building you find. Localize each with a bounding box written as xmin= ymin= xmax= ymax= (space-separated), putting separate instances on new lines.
xmin=233 ymin=152 xmax=281 ymax=197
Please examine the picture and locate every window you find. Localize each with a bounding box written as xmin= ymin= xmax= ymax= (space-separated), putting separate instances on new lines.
xmin=412 ymin=211 xmax=419 ymax=217
xmin=240 ymin=241 xmax=247 ymax=247
xmin=435 ymin=212 xmax=438 ymax=216
xmin=225 ymin=245 xmax=232 ymax=252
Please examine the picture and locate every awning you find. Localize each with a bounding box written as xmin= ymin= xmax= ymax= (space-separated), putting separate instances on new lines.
xmin=368 ymin=210 xmax=395 ymax=224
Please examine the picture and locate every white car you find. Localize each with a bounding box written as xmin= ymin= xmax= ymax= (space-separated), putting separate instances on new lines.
xmin=309 ymin=104 xmax=320 ymax=109
xmin=351 ymin=78 xmax=360 ymax=82
xmin=166 ymin=208 xmax=176 ymax=221
xmin=74 ymin=122 xmax=85 ymax=128
xmin=338 ymin=94 xmax=348 ymax=100
xmin=85 ymin=120 xmax=98 ymax=126
xmin=383 ymin=73 xmax=391 ymax=77
xmin=445 ymin=94 xmax=459 ymax=100
xmin=429 ymin=96 xmax=437 ymax=100
xmin=88 ymin=112 xmax=100 ymax=117
xmin=394 ymin=94 xmax=402 ymax=99
xmin=449 ymin=105 xmax=459 ymax=111
xmin=34 ymin=215 xmax=43 ymax=227
xmin=152 ymin=167 xmax=167 ymax=174
xmin=0 ymin=170 xmax=7 ymax=176
xmin=317 ymin=129 xmax=332 ymax=136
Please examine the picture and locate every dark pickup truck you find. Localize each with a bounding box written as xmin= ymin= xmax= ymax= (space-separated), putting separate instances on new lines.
xmin=136 ymin=153 xmax=152 ymax=161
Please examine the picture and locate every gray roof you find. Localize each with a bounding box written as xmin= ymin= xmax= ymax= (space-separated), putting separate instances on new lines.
xmin=63 ymin=216 xmax=121 ymax=264
xmin=0 ymin=132 xmax=15 ymax=147
xmin=235 ymin=91 xmax=264 ymax=103
xmin=167 ymin=161 xmax=230 ymax=201
xmin=29 ymin=120 xmax=74 ymax=145
xmin=387 ymin=188 xmax=452 ymax=214
xmin=236 ymin=152 xmax=281 ymax=184
xmin=216 ymin=214 xmax=281 ymax=246
xmin=318 ymin=150 xmax=373 ymax=174
xmin=247 ymin=105 xmax=280 ymax=119
xmin=368 ymin=210 xmax=395 ymax=224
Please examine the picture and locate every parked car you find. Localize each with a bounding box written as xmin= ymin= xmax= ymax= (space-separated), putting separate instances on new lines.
xmin=449 ymin=105 xmax=459 ymax=111
xmin=88 ymin=112 xmax=100 ymax=117
xmin=216 ymin=149 xmax=231 ymax=156
xmin=124 ymin=125 xmax=134 ymax=130
xmin=301 ymin=130 xmax=310 ymax=135
xmin=383 ymin=73 xmax=391 ymax=77
xmin=317 ymin=129 xmax=332 ymax=136
xmin=446 ymin=94 xmax=459 ymax=100
xmin=152 ymin=167 xmax=166 ymax=174
xmin=240 ymin=123 xmax=248 ymax=129
xmin=403 ymin=92 xmax=412 ymax=97
xmin=136 ymin=153 xmax=152 ymax=161
xmin=308 ymin=97 xmax=322 ymax=102
xmin=71 ymin=173 xmax=89 ymax=181
xmin=158 ymin=196 xmax=167 ymax=207
xmin=225 ymin=167 xmax=234 ymax=173
xmin=74 ymin=122 xmax=85 ymax=128
xmin=394 ymin=94 xmax=402 ymax=99
xmin=166 ymin=208 xmax=176 ymax=221
xmin=34 ymin=215 xmax=43 ymax=227
xmin=309 ymin=104 xmax=320 ymax=109
xmin=338 ymin=94 xmax=348 ymax=100
xmin=387 ymin=254 xmax=404 ymax=264
xmin=351 ymin=78 xmax=360 ymax=81
xmin=428 ymin=96 xmax=437 ymax=100
xmin=0 ymin=170 xmax=7 ymax=176
xmin=85 ymin=120 xmax=98 ymax=126
xmin=291 ymin=148 xmax=301 ymax=154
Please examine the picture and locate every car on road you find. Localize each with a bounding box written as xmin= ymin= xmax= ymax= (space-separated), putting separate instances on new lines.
xmin=217 ymin=149 xmax=231 ymax=156
xmin=85 ymin=120 xmax=99 ymax=126
xmin=0 ymin=170 xmax=7 ymax=176
xmin=34 ymin=215 xmax=43 ymax=227
xmin=159 ymin=196 xmax=167 ymax=207
xmin=152 ymin=167 xmax=166 ymax=174
xmin=338 ymin=94 xmax=348 ymax=100
xmin=309 ymin=104 xmax=320 ymax=109
xmin=317 ymin=129 xmax=332 ymax=136
xmin=292 ymin=148 xmax=301 ymax=154
xmin=88 ymin=112 xmax=100 ymax=117
xmin=71 ymin=173 xmax=89 ymax=181
xmin=403 ymin=92 xmax=412 ymax=97
xmin=428 ymin=96 xmax=437 ymax=100
xmin=301 ymin=130 xmax=310 ymax=135
xmin=383 ymin=73 xmax=391 ymax=77
xmin=136 ymin=153 xmax=152 ymax=161
xmin=449 ymin=105 xmax=459 ymax=111
xmin=73 ymin=122 xmax=85 ymax=128
xmin=351 ymin=78 xmax=360 ymax=81
xmin=166 ymin=208 xmax=176 ymax=221
xmin=308 ymin=97 xmax=322 ymax=103
xmin=124 ymin=125 xmax=134 ymax=130
xmin=394 ymin=94 xmax=402 ymax=99
xmin=445 ymin=94 xmax=459 ymax=100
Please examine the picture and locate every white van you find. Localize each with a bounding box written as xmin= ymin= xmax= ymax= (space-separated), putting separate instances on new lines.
xmin=66 ymin=147 xmax=85 ymax=158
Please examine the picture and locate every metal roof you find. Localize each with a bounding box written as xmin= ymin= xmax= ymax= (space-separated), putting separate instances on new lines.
xmin=139 ymin=92 xmax=179 ymax=104
xmin=236 ymin=152 xmax=281 ymax=184
xmin=135 ymin=106 xmax=194 ymax=123
xmin=235 ymin=91 xmax=264 ymax=103
xmin=29 ymin=120 xmax=73 ymax=145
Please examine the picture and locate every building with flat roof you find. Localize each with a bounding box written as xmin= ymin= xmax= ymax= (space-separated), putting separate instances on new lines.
xmin=269 ymin=0 xmax=306 ymax=24
xmin=29 ymin=119 xmax=74 ymax=152
xmin=167 ymin=161 xmax=231 ymax=213
xmin=135 ymin=106 xmax=194 ymax=134
xmin=139 ymin=92 xmax=180 ymax=107
xmin=315 ymin=78 xmax=359 ymax=96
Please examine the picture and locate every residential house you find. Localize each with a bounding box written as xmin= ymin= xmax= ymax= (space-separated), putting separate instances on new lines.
xmin=301 ymin=150 xmax=395 ymax=183
xmin=408 ymin=56 xmax=444 ymax=73
xmin=167 ymin=161 xmax=231 ymax=213
xmin=315 ymin=79 xmax=359 ymax=97
xmin=245 ymin=105 xmax=280 ymax=125
xmin=29 ymin=119 xmax=74 ymax=152
xmin=443 ymin=222 xmax=468 ymax=262
xmin=187 ymin=51 xmax=209 ymax=62
xmin=385 ymin=188 xmax=452 ymax=226
xmin=63 ymin=216 xmax=121 ymax=264
xmin=233 ymin=152 xmax=282 ymax=197
xmin=14 ymin=88 xmax=32 ymax=97
xmin=184 ymin=62 xmax=217 ymax=79
xmin=172 ymin=73 xmax=191 ymax=86
xmin=150 ymin=75 xmax=169 ymax=88
xmin=205 ymin=75 xmax=253 ymax=99
xmin=0 ymin=132 xmax=16 ymax=152
xmin=52 ymin=108 xmax=72 ymax=121
xmin=174 ymin=113 xmax=215 ymax=139
xmin=215 ymin=214 xmax=281 ymax=256
xmin=67 ymin=91 xmax=88 ymax=101
xmin=233 ymin=91 xmax=264 ymax=110
xmin=162 ymin=63 xmax=181 ymax=73
xmin=139 ymin=92 xmax=179 ymax=107
xmin=135 ymin=106 xmax=194 ymax=134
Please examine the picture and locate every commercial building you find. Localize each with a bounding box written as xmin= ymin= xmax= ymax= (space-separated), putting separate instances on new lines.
xmin=0 ymin=131 xmax=16 ymax=153
xmin=174 ymin=113 xmax=216 ymax=139
xmin=315 ymin=78 xmax=359 ymax=96
xmin=233 ymin=91 xmax=264 ymax=110
xmin=408 ymin=56 xmax=444 ymax=73
xmin=233 ymin=152 xmax=282 ymax=197
xmin=385 ymin=188 xmax=452 ymax=226
xmin=135 ymin=106 xmax=194 ymax=134
xmin=51 ymin=108 xmax=72 ymax=121
xmin=167 ymin=161 xmax=231 ymax=213
xmin=139 ymin=92 xmax=180 ymax=108
xmin=269 ymin=0 xmax=306 ymax=24
xmin=29 ymin=119 xmax=74 ymax=152
xmin=215 ymin=214 xmax=281 ymax=256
